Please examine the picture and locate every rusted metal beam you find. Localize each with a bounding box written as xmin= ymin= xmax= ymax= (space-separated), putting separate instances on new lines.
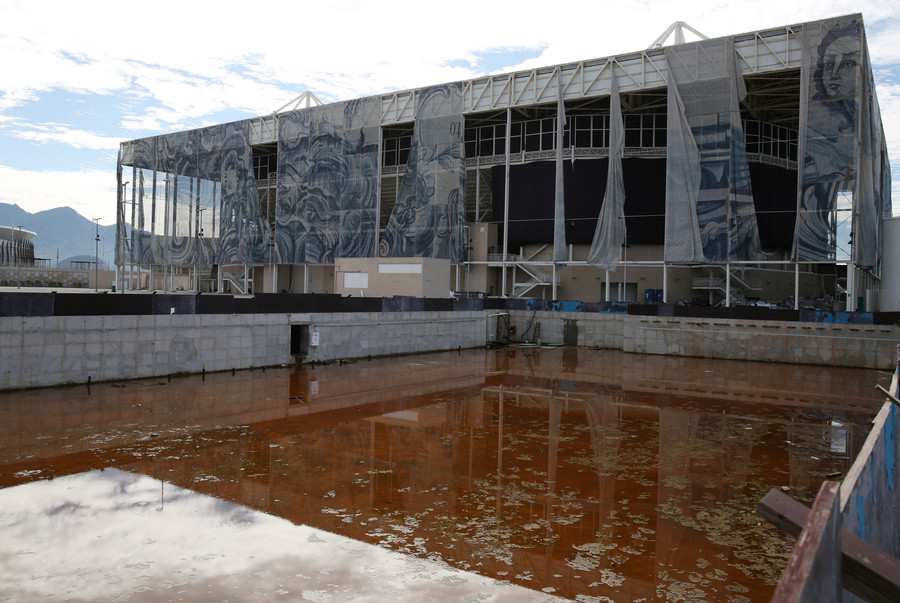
xmin=769 ymin=481 xmax=841 ymax=603
xmin=757 ymin=487 xmax=900 ymax=603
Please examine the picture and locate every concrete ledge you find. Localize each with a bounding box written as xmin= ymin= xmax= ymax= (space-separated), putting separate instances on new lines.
xmin=298 ymin=311 xmax=486 ymax=364
xmin=0 ymin=313 xmax=292 ymax=390
xmin=506 ymin=311 xmax=900 ymax=369
xmin=4 ymin=309 xmax=898 ymax=390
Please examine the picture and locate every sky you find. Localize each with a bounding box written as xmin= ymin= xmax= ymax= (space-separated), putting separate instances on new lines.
xmin=1 ymin=0 xmax=899 ymax=226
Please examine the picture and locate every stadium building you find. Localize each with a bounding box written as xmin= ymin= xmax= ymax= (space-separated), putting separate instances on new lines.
xmin=0 ymin=225 xmax=36 ymax=268
xmin=115 ymin=14 xmax=892 ymax=310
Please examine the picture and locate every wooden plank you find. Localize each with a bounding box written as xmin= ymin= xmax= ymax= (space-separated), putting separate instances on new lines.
xmin=758 ymin=487 xmax=900 ymax=602
xmin=769 ymin=481 xmax=841 ymax=603
xmin=874 ymin=384 xmax=900 ymax=407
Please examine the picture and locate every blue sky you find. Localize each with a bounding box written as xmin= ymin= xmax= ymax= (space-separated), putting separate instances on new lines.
xmin=1 ymin=0 xmax=898 ymax=226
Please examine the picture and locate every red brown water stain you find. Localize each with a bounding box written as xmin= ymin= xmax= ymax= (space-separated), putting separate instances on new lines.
xmin=0 ymin=348 xmax=888 ymax=600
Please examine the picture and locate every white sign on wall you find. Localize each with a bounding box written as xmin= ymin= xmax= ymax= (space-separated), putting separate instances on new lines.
xmin=343 ymin=272 xmax=369 ymax=288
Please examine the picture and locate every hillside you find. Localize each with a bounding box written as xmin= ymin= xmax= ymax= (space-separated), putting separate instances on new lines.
xmin=0 ymin=203 xmax=117 ymax=267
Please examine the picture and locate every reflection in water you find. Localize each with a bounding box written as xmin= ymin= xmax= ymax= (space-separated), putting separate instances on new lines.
xmin=0 ymin=349 xmax=887 ymax=601
xmin=0 ymin=468 xmax=552 ymax=601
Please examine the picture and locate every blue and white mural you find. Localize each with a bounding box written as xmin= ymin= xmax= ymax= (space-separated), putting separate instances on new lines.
xmin=124 ymin=121 xmax=269 ymax=267
xmin=379 ymin=83 xmax=467 ymax=263
xmin=856 ymin=42 xmax=892 ymax=275
xmin=275 ymin=109 xmax=310 ymax=264
xmin=339 ymin=98 xmax=380 ymax=258
xmin=221 ymin=121 xmax=271 ymax=265
xmin=664 ymin=38 xmax=764 ymax=263
xmin=123 ymin=87 xmax=464 ymax=270
xmin=275 ymin=97 xmax=380 ymax=264
xmin=793 ymin=17 xmax=861 ymax=263
xmin=303 ymin=102 xmax=345 ymax=264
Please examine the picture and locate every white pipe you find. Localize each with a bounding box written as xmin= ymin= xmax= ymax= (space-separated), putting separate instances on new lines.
xmin=662 ymin=263 xmax=668 ymax=303
xmin=725 ymin=264 xmax=731 ymax=308
xmin=501 ymin=107 xmax=511 ymax=297
xmin=552 ymin=263 xmax=558 ymax=300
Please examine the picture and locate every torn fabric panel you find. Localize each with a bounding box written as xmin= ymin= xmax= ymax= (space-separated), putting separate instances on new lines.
xmin=665 ymin=38 xmax=763 ymax=263
xmin=553 ymin=75 xmax=567 ymax=263
xmin=586 ymin=73 xmax=626 ymax=270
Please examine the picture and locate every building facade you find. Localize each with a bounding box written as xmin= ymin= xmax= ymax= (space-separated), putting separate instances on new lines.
xmin=116 ymin=15 xmax=891 ymax=310
xmin=0 ymin=225 xmax=36 ymax=268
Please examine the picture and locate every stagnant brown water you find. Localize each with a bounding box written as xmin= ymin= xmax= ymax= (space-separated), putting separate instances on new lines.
xmin=0 ymin=348 xmax=890 ymax=601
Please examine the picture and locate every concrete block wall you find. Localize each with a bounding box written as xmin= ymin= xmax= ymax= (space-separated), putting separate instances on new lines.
xmin=624 ymin=315 xmax=899 ymax=369
xmin=292 ymin=311 xmax=486 ymax=363
xmin=507 ymin=310 xmax=624 ymax=349
xmin=0 ymin=313 xmax=291 ymax=390
xmin=507 ymin=310 xmax=900 ymax=369
xmin=0 ymin=267 xmax=89 ymax=288
xmin=5 ymin=307 xmax=898 ymax=390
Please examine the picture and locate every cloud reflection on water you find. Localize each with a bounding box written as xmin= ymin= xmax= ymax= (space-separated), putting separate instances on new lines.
xmin=0 ymin=467 xmax=561 ymax=602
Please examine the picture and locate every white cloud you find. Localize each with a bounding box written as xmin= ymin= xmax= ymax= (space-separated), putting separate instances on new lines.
xmin=4 ymin=121 xmax=121 ymax=150
xmin=5 ymin=0 xmax=900 ymax=130
xmin=0 ymin=165 xmax=117 ymax=225
xmin=876 ymin=82 xmax=900 ymax=211
xmin=1 ymin=0 xmax=899 ymax=223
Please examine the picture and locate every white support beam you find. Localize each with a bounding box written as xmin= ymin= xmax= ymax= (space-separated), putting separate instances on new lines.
xmin=121 ymin=22 xmax=804 ymax=149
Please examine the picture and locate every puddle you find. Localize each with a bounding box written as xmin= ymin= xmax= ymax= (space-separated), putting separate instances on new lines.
xmin=0 ymin=348 xmax=887 ymax=601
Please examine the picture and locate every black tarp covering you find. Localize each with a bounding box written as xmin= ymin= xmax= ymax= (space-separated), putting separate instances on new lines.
xmin=492 ymin=158 xmax=668 ymax=250
xmin=749 ymin=163 xmax=798 ymax=251
xmin=492 ymin=158 xmax=796 ymax=252
xmin=0 ymin=292 xmax=54 ymax=317
xmin=53 ymin=293 xmax=153 ymax=316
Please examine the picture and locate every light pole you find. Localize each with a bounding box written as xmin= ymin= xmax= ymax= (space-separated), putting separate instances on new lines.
xmin=268 ymin=232 xmax=275 ymax=293
xmin=15 ymin=225 xmax=23 ymax=289
xmin=196 ymin=207 xmax=205 ymax=292
xmin=93 ymin=218 xmax=100 ymax=292
xmin=119 ymin=181 xmax=129 ymax=293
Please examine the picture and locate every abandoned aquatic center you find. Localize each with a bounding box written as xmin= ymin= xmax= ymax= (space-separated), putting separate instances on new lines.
xmin=2 ymin=13 xmax=900 ymax=389
xmin=4 ymin=13 xmax=900 ymax=390
xmin=1 ymin=14 xmax=899 ymax=601
xmin=107 ymin=15 xmax=895 ymax=311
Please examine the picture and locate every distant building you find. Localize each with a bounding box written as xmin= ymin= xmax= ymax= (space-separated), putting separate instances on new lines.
xmin=0 ymin=225 xmax=36 ymax=267
xmin=58 ymin=255 xmax=109 ymax=270
xmin=116 ymin=15 xmax=891 ymax=310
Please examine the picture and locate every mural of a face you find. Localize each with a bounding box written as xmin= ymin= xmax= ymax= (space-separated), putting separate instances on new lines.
xmin=821 ymin=45 xmax=859 ymax=99
xmin=815 ymin=22 xmax=860 ymax=100
xmin=222 ymin=150 xmax=239 ymax=196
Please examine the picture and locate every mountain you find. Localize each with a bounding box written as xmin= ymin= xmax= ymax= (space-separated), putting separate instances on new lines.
xmin=0 ymin=203 xmax=117 ymax=268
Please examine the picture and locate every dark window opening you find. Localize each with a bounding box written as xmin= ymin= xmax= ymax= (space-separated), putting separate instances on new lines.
xmin=291 ymin=324 xmax=310 ymax=356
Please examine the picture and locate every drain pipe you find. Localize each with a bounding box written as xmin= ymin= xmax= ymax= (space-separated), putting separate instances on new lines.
xmin=725 ymin=264 xmax=731 ymax=308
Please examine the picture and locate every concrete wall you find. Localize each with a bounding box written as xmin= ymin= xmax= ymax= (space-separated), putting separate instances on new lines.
xmin=465 ymin=222 xmax=498 ymax=296
xmin=290 ymin=311 xmax=486 ymax=364
xmin=334 ymin=257 xmax=451 ymax=298
xmin=1 ymin=311 xmax=489 ymax=390
xmin=0 ymin=266 xmax=89 ymax=288
xmin=5 ymin=307 xmax=898 ymax=390
xmin=879 ymin=217 xmax=900 ymax=313
xmin=507 ymin=310 xmax=900 ymax=369
xmin=0 ymin=313 xmax=291 ymax=390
